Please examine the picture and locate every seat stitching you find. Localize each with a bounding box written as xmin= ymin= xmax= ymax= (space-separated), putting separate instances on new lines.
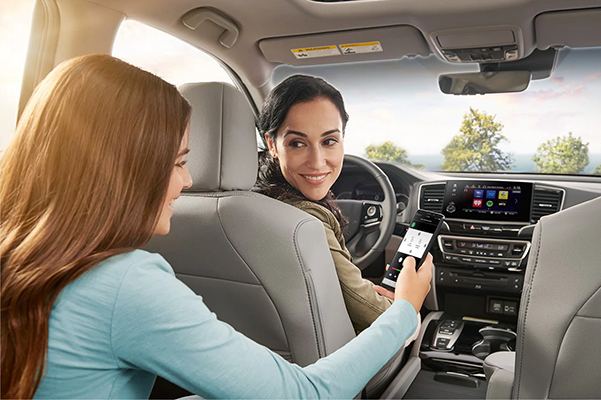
xmin=292 ymin=218 xmax=326 ymax=358
xmin=213 ymin=197 xmax=290 ymax=350
xmin=516 ymin=221 xmax=542 ymax=399
xmin=218 ymin=84 xmax=224 ymax=188
xmin=175 ymin=272 xmax=261 ymax=286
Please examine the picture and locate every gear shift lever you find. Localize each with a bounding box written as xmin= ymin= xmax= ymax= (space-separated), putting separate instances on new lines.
xmin=431 ymin=319 xmax=464 ymax=351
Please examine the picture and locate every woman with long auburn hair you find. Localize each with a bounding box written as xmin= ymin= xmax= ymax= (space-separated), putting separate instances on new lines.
xmin=1 ymin=54 xmax=432 ymax=399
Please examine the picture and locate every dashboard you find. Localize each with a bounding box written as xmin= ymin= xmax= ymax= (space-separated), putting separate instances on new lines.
xmin=332 ymin=160 xmax=601 ymax=323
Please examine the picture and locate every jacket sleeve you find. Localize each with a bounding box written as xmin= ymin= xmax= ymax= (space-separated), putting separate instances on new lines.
xmin=110 ymin=253 xmax=418 ymax=399
xmin=302 ymin=206 xmax=394 ymax=332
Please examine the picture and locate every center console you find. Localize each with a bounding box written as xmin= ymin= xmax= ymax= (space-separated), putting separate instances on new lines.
xmin=402 ymin=180 xmax=536 ymax=397
xmin=424 ymin=179 xmax=535 ymax=319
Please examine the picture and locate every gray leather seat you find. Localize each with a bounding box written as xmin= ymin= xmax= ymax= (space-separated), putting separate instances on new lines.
xmin=484 ymin=195 xmax=601 ymax=399
xmin=147 ymin=81 xmax=356 ymax=364
xmin=146 ymin=82 xmax=411 ymax=398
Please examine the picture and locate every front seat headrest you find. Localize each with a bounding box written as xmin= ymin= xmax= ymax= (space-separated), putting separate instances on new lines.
xmin=179 ymin=82 xmax=257 ymax=192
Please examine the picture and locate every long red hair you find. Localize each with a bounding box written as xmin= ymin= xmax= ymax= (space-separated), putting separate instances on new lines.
xmin=1 ymin=54 xmax=191 ymax=399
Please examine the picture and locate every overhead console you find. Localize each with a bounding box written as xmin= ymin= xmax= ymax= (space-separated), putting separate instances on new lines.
xmin=430 ymin=25 xmax=524 ymax=63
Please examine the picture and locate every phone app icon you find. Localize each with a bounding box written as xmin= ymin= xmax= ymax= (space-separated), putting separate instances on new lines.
xmin=499 ymin=191 xmax=509 ymax=200
xmin=474 ymin=190 xmax=484 ymax=198
xmin=498 ymin=201 xmax=507 ymax=207
xmin=473 ymin=199 xmax=483 ymax=208
xmin=486 ymin=200 xmax=494 ymax=207
xmin=486 ymin=190 xmax=496 ymax=199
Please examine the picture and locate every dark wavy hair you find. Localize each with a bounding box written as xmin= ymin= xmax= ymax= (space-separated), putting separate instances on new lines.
xmin=253 ymin=75 xmax=349 ymax=228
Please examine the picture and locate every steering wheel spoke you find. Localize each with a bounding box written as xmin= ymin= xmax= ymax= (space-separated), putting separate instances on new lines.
xmin=360 ymin=202 xmax=383 ymax=227
xmin=336 ymin=155 xmax=397 ymax=269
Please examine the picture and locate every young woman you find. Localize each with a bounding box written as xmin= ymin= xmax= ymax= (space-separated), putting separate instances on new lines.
xmin=1 ymin=55 xmax=432 ymax=399
xmin=254 ymin=75 xmax=413 ymax=332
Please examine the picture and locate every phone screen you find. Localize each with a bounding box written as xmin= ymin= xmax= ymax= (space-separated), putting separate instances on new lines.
xmin=381 ymin=210 xmax=443 ymax=290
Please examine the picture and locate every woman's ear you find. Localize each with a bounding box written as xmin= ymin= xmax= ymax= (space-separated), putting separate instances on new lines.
xmin=265 ymin=135 xmax=278 ymax=159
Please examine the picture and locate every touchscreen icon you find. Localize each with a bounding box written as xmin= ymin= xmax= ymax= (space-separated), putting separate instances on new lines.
xmin=499 ymin=191 xmax=509 ymax=200
xmin=486 ymin=190 xmax=496 ymax=199
xmin=473 ymin=199 xmax=483 ymax=208
xmin=474 ymin=190 xmax=484 ymax=198
xmin=486 ymin=200 xmax=494 ymax=207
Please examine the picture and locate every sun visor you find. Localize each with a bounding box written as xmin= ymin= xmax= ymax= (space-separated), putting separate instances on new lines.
xmin=259 ymin=25 xmax=429 ymax=66
xmin=536 ymin=8 xmax=601 ymax=50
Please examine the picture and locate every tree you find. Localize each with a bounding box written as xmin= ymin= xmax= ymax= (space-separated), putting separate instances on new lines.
xmin=592 ymin=165 xmax=601 ymax=175
xmin=532 ymin=133 xmax=589 ymax=174
xmin=441 ymin=108 xmax=514 ymax=172
xmin=365 ymin=141 xmax=424 ymax=169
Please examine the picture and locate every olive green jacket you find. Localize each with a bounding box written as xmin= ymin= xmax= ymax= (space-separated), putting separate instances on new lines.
xmin=283 ymin=198 xmax=393 ymax=331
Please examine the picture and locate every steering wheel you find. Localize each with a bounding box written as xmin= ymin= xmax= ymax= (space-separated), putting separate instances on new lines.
xmin=335 ymin=155 xmax=397 ymax=269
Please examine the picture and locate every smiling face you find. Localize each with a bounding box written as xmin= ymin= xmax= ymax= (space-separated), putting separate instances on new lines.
xmin=153 ymin=130 xmax=193 ymax=236
xmin=266 ymin=98 xmax=344 ymax=201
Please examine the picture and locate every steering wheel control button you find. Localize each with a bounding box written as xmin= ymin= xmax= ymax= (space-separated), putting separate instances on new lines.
xmin=366 ymin=205 xmax=377 ymax=217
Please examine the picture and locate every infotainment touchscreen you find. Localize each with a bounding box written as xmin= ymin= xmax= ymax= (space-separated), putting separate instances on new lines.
xmin=442 ymin=181 xmax=533 ymax=222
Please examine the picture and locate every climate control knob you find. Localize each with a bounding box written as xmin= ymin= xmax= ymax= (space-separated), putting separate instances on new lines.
xmin=446 ymin=203 xmax=456 ymax=213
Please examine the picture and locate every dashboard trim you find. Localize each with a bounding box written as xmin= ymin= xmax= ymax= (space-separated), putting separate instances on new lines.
xmin=532 ymin=184 xmax=567 ymax=212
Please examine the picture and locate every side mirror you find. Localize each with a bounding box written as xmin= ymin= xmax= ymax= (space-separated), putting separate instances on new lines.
xmin=439 ymin=71 xmax=531 ymax=95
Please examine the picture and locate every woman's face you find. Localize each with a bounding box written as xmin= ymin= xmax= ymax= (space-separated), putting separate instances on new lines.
xmin=266 ymin=98 xmax=344 ymax=201
xmin=154 ymin=130 xmax=193 ymax=236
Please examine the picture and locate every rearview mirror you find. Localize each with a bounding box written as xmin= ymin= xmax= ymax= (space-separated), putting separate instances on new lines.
xmin=439 ymin=71 xmax=531 ymax=95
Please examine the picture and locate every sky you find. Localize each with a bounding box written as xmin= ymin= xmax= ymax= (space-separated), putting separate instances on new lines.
xmin=274 ymin=50 xmax=601 ymax=158
xmin=2 ymin=1 xmax=600 ymax=172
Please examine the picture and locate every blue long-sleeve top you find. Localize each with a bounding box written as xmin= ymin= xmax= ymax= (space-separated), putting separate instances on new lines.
xmin=35 ymin=250 xmax=418 ymax=399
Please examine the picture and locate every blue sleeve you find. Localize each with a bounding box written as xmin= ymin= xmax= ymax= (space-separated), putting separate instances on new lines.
xmin=110 ymin=253 xmax=418 ymax=399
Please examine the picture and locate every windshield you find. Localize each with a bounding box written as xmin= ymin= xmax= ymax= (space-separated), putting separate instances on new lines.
xmin=272 ymin=47 xmax=601 ymax=175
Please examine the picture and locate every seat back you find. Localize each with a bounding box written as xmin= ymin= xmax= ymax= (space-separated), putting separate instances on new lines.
xmin=146 ymin=82 xmax=356 ymax=366
xmin=514 ymin=195 xmax=601 ymax=398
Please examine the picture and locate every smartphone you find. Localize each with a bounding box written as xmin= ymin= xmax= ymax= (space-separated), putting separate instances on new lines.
xmin=381 ymin=209 xmax=444 ymax=291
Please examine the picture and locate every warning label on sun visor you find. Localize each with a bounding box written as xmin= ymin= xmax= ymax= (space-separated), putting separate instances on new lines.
xmin=339 ymin=41 xmax=383 ymax=55
xmin=291 ymin=45 xmax=341 ymax=59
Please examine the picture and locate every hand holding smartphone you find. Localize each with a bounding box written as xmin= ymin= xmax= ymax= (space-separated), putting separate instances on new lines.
xmin=381 ymin=209 xmax=444 ymax=292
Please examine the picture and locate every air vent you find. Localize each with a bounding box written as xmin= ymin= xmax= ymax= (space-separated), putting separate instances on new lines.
xmin=531 ymin=186 xmax=564 ymax=223
xmin=420 ymin=183 xmax=446 ymax=213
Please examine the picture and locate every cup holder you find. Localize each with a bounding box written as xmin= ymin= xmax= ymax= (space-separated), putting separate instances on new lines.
xmin=471 ymin=326 xmax=517 ymax=359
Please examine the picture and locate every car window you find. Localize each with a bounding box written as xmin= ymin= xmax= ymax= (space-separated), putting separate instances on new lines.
xmin=273 ymin=47 xmax=601 ymax=175
xmin=0 ymin=0 xmax=36 ymax=152
xmin=112 ymin=20 xmax=234 ymax=88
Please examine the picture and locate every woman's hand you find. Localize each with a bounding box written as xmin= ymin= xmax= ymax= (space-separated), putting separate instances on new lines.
xmin=394 ymin=254 xmax=433 ymax=313
xmin=374 ymin=255 xmax=433 ymax=313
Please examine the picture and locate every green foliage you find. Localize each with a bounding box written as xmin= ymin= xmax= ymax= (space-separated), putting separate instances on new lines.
xmin=592 ymin=165 xmax=601 ymax=175
xmin=532 ymin=133 xmax=589 ymax=174
xmin=365 ymin=141 xmax=424 ymax=169
xmin=441 ymin=108 xmax=514 ymax=172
